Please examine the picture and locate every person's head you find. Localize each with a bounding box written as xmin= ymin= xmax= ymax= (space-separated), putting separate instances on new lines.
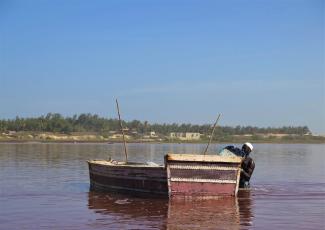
xmin=242 ymin=142 xmax=253 ymax=156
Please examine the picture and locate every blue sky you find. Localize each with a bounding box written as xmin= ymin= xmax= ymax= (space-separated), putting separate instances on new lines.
xmin=0 ymin=0 xmax=324 ymax=133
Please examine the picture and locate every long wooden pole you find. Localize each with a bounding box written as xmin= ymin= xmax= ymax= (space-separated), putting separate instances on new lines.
xmin=116 ymin=99 xmax=128 ymax=163
xmin=202 ymin=114 xmax=221 ymax=155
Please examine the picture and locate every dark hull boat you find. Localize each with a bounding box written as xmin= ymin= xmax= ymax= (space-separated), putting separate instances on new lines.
xmin=88 ymin=160 xmax=168 ymax=196
xmin=88 ymin=154 xmax=242 ymax=197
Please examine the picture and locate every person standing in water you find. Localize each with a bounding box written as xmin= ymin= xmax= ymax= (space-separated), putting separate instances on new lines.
xmin=220 ymin=143 xmax=255 ymax=188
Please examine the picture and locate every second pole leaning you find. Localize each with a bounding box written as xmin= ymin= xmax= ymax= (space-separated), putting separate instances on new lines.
xmin=116 ymin=99 xmax=128 ymax=163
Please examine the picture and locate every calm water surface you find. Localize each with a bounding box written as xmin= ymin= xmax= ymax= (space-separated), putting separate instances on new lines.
xmin=0 ymin=143 xmax=324 ymax=229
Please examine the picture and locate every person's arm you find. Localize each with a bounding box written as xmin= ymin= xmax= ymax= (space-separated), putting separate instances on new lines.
xmin=241 ymin=169 xmax=250 ymax=179
xmin=241 ymin=158 xmax=255 ymax=180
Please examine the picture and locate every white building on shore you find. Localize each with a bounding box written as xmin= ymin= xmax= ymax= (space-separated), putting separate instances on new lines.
xmin=169 ymin=132 xmax=201 ymax=141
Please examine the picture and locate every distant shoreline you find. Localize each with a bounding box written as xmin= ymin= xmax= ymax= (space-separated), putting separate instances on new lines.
xmin=1 ymin=131 xmax=325 ymax=144
xmin=1 ymin=138 xmax=324 ymax=144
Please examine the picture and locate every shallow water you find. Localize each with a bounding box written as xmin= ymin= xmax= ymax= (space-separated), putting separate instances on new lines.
xmin=0 ymin=143 xmax=324 ymax=229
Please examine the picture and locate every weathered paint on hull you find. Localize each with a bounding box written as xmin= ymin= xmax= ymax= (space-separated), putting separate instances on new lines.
xmin=88 ymin=161 xmax=168 ymax=196
xmin=169 ymin=182 xmax=236 ymax=196
xmin=166 ymin=154 xmax=242 ymax=197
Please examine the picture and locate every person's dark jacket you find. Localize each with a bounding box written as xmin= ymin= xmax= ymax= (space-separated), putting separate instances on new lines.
xmin=224 ymin=145 xmax=246 ymax=157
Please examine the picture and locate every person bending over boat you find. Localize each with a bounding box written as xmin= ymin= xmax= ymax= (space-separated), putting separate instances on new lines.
xmin=219 ymin=143 xmax=255 ymax=188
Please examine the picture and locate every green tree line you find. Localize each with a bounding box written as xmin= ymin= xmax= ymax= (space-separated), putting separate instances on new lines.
xmin=0 ymin=113 xmax=310 ymax=135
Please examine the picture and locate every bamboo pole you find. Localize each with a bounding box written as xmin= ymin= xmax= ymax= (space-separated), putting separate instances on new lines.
xmin=116 ymin=99 xmax=128 ymax=163
xmin=202 ymin=114 xmax=221 ymax=155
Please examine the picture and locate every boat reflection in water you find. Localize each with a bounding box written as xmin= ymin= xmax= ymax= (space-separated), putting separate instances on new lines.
xmin=88 ymin=191 xmax=168 ymax=229
xmin=87 ymin=190 xmax=253 ymax=229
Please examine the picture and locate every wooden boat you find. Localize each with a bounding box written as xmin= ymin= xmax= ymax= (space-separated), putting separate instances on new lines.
xmin=88 ymin=153 xmax=242 ymax=197
xmin=166 ymin=154 xmax=242 ymax=197
xmin=87 ymin=160 xmax=168 ymax=196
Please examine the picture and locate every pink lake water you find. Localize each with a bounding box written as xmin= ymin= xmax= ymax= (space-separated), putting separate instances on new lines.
xmin=0 ymin=143 xmax=324 ymax=229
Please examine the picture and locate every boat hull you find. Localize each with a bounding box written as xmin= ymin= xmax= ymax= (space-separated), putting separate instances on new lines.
xmin=88 ymin=160 xmax=168 ymax=196
xmin=166 ymin=154 xmax=242 ymax=197
xmin=88 ymin=153 xmax=242 ymax=197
